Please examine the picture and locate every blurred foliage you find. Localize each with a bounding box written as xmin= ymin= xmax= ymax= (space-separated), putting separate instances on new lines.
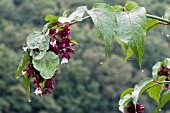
xmin=0 ymin=0 xmax=170 ymax=113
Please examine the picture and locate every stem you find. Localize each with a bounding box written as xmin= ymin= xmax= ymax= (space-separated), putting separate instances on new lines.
xmin=146 ymin=14 xmax=170 ymax=24
xmin=69 ymin=16 xmax=91 ymax=25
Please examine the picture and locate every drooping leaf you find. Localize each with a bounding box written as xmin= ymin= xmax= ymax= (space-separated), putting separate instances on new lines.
xmin=87 ymin=3 xmax=117 ymax=57
xmin=119 ymin=94 xmax=132 ymax=113
xmin=23 ymin=73 xmax=31 ymax=101
xmin=125 ymin=47 xmax=134 ymax=62
xmin=164 ymin=8 xmax=170 ymax=20
xmin=116 ymin=7 xmax=146 ymax=68
xmin=132 ymin=78 xmax=153 ymax=105
xmin=68 ymin=6 xmax=87 ymax=21
xmin=154 ymin=89 xmax=170 ymax=113
xmin=147 ymin=76 xmax=166 ymax=103
xmin=146 ymin=19 xmax=160 ymax=32
xmin=152 ymin=62 xmax=162 ymax=80
xmin=120 ymin=88 xmax=134 ymax=99
xmin=16 ymin=52 xmax=31 ymax=79
xmin=125 ymin=1 xmax=139 ymax=11
xmin=32 ymin=51 xmax=59 ymax=79
xmin=26 ymin=32 xmax=50 ymax=60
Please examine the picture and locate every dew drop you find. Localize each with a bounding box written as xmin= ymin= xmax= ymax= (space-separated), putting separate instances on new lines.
xmin=159 ymin=109 xmax=161 ymax=111
xmin=100 ymin=62 xmax=103 ymax=65
xmin=161 ymin=32 xmax=164 ymax=34
xmin=141 ymin=70 xmax=144 ymax=72
xmin=167 ymin=34 xmax=169 ymax=37
xmin=28 ymin=98 xmax=31 ymax=102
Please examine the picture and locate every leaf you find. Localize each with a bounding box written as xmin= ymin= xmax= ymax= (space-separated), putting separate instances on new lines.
xmin=32 ymin=51 xmax=59 ymax=79
xmin=15 ymin=52 xmax=31 ymax=79
xmin=119 ymin=94 xmax=132 ymax=113
xmin=23 ymin=73 xmax=31 ymax=101
xmin=132 ymin=78 xmax=153 ymax=105
xmin=70 ymin=39 xmax=80 ymax=46
xmin=154 ymin=89 xmax=170 ymax=113
xmin=87 ymin=3 xmax=117 ymax=57
xmin=147 ymin=76 xmax=166 ymax=103
xmin=62 ymin=9 xmax=69 ymax=17
xmin=112 ymin=5 xmax=123 ymax=12
xmin=152 ymin=62 xmax=162 ymax=80
xmin=26 ymin=32 xmax=50 ymax=60
xmin=120 ymin=88 xmax=134 ymax=99
xmin=125 ymin=47 xmax=134 ymax=62
xmin=45 ymin=15 xmax=59 ymax=28
xmin=116 ymin=7 xmax=146 ymax=68
xmin=68 ymin=6 xmax=86 ymax=21
xmin=164 ymin=58 xmax=170 ymax=68
xmin=164 ymin=8 xmax=170 ymax=20
xmin=125 ymin=1 xmax=139 ymax=11
xmin=146 ymin=19 xmax=160 ymax=32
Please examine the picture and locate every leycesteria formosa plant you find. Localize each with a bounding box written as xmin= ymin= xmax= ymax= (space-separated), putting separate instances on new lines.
xmin=15 ymin=1 xmax=170 ymax=113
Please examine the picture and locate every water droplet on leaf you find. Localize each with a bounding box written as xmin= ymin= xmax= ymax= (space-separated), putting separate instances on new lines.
xmin=28 ymin=98 xmax=31 ymax=102
xmin=159 ymin=109 xmax=161 ymax=111
xmin=167 ymin=34 xmax=169 ymax=37
xmin=161 ymin=32 xmax=164 ymax=34
xmin=141 ymin=70 xmax=144 ymax=72
xmin=100 ymin=62 xmax=103 ymax=65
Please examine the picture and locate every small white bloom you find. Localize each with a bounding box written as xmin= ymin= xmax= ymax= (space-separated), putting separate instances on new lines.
xmin=61 ymin=58 xmax=68 ymax=64
xmin=22 ymin=71 xmax=26 ymax=75
xmin=34 ymin=88 xmax=42 ymax=95
xmin=50 ymin=40 xmax=56 ymax=46
xmin=22 ymin=46 xmax=28 ymax=52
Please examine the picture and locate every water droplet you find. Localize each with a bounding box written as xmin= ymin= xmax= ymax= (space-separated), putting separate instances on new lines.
xmin=100 ymin=62 xmax=103 ymax=65
xmin=161 ymin=32 xmax=164 ymax=34
xmin=141 ymin=70 xmax=144 ymax=72
xmin=159 ymin=109 xmax=161 ymax=111
xmin=28 ymin=98 xmax=31 ymax=102
xmin=167 ymin=34 xmax=169 ymax=37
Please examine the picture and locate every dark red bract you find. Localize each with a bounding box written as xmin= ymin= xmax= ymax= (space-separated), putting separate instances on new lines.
xmin=125 ymin=102 xmax=145 ymax=113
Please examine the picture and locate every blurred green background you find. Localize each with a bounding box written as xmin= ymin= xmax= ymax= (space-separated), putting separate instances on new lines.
xmin=0 ymin=0 xmax=170 ymax=113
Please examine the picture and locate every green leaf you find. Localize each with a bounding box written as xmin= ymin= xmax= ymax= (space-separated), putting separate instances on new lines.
xmin=112 ymin=5 xmax=123 ymax=12
xmin=125 ymin=47 xmax=134 ymax=62
xmin=152 ymin=62 xmax=162 ymax=80
xmin=68 ymin=6 xmax=86 ymax=21
xmin=154 ymin=89 xmax=170 ymax=113
xmin=70 ymin=39 xmax=80 ymax=46
xmin=164 ymin=8 xmax=170 ymax=20
xmin=62 ymin=9 xmax=69 ymax=17
xmin=15 ymin=52 xmax=31 ymax=79
xmin=119 ymin=94 xmax=132 ymax=113
xmin=132 ymin=78 xmax=153 ymax=105
xmin=45 ymin=15 xmax=59 ymax=28
xmin=26 ymin=32 xmax=50 ymax=60
xmin=125 ymin=1 xmax=139 ymax=11
xmin=146 ymin=19 xmax=160 ymax=32
xmin=116 ymin=7 xmax=146 ymax=68
xmin=87 ymin=3 xmax=117 ymax=57
xmin=147 ymin=76 xmax=166 ymax=103
xmin=23 ymin=73 xmax=31 ymax=101
xmin=32 ymin=51 xmax=59 ymax=79
xmin=120 ymin=88 xmax=134 ymax=99
xmin=45 ymin=14 xmax=59 ymax=22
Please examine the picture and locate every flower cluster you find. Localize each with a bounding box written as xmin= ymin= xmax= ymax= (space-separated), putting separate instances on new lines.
xmin=49 ymin=24 xmax=75 ymax=64
xmin=23 ymin=23 xmax=76 ymax=95
xmin=125 ymin=102 xmax=145 ymax=113
xmin=158 ymin=65 xmax=170 ymax=89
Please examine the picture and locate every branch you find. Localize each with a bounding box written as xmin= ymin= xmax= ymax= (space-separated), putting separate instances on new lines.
xmin=69 ymin=16 xmax=91 ymax=25
xmin=146 ymin=14 xmax=170 ymax=24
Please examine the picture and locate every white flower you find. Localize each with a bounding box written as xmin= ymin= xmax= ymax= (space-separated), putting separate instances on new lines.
xmin=34 ymin=88 xmax=42 ymax=95
xmin=50 ymin=40 xmax=56 ymax=47
xmin=22 ymin=46 xmax=28 ymax=52
xmin=61 ymin=58 xmax=68 ymax=64
xmin=22 ymin=71 xmax=26 ymax=75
